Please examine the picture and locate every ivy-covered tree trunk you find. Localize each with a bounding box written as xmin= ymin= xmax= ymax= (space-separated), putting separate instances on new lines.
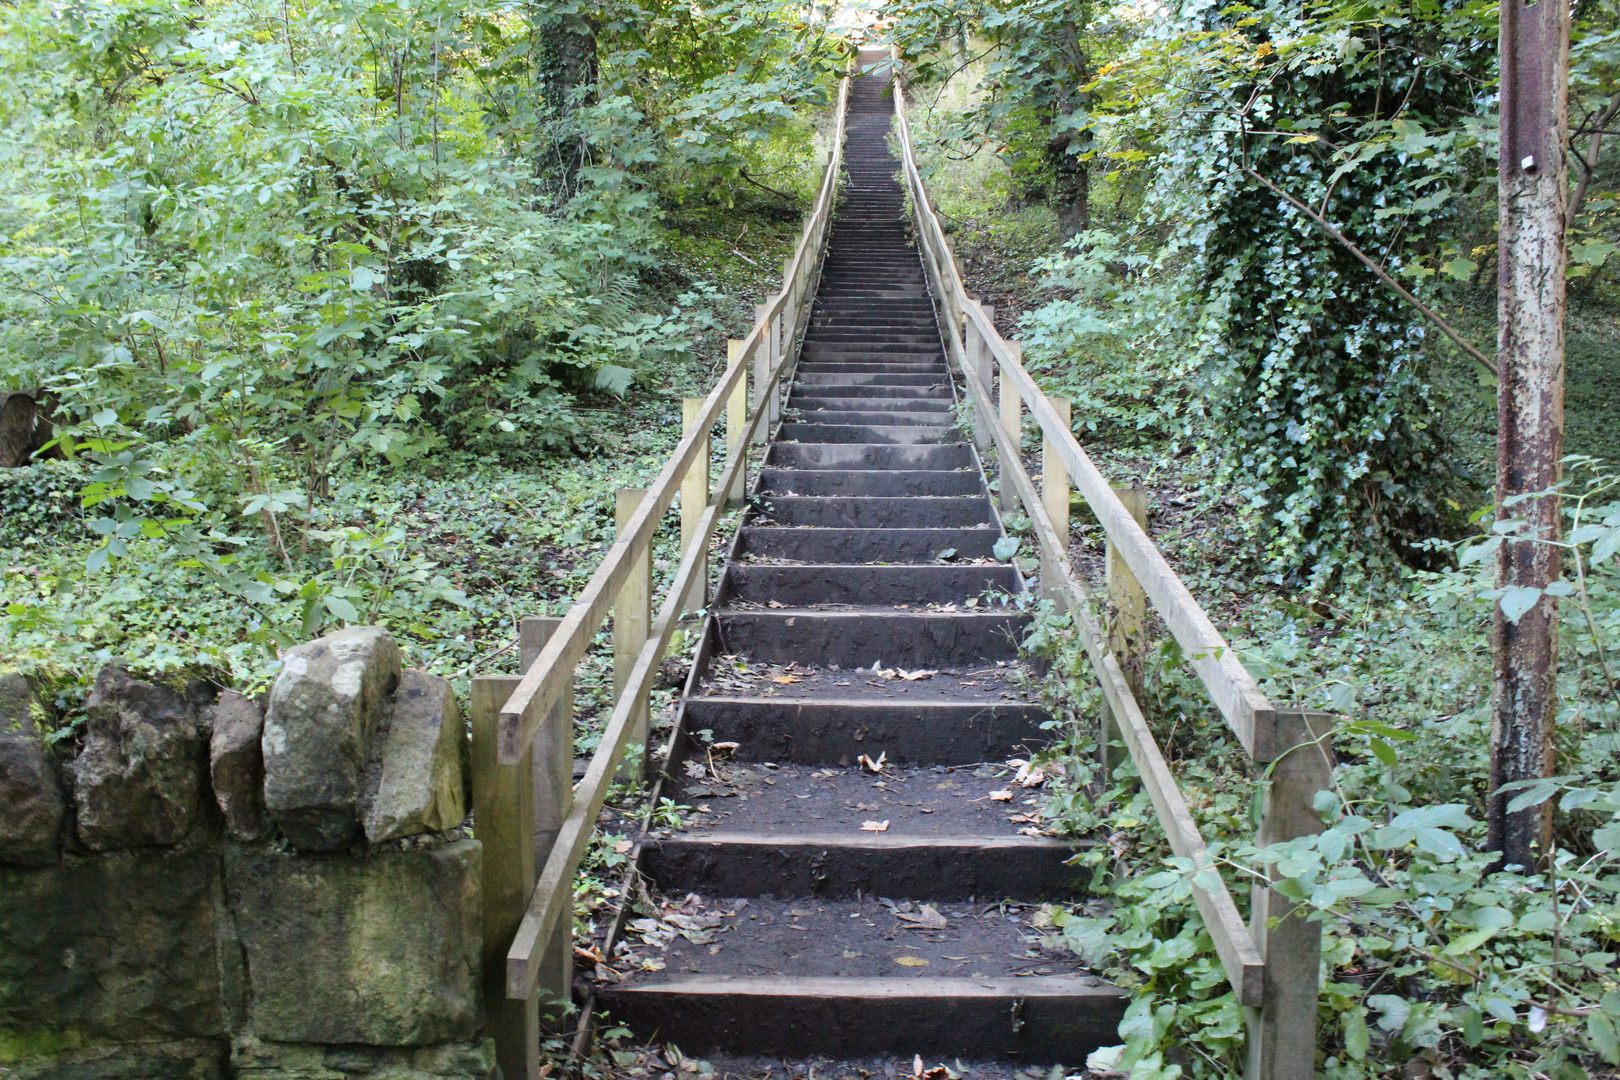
xmin=533 ymin=9 xmax=598 ymax=188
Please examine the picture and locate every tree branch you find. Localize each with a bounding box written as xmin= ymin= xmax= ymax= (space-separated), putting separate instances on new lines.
xmin=1243 ymin=166 xmax=1498 ymax=378
xmin=1570 ymin=88 xmax=1620 ymax=227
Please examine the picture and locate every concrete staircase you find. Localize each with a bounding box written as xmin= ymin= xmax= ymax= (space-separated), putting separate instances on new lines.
xmin=599 ymin=63 xmax=1124 ymax=1065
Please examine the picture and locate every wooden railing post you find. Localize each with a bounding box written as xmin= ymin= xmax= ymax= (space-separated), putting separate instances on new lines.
xmin=967 ymin=307 xmax=994 ymax=452
xmin=999 ymin=341 xmax=1024 ymax=514
xmin=471 ymin=674 xmax=537 ymax=1079
xmin=1246 ymin=710 xmax=1333 ymax=1080
xmin=1040 ymin=396 xmax=1072 ymax=602
xmin=517 ymin=617 xmax=574 ymax=1027
xmin=680 ymin=399 xmax=710 ymax=615
xmin=613 ymin=489 xmax=651 ymax=781
xmin=753 ymin=303 xmax=780 ymax=435
xmin=725 ymin=340 xmax=749 ymax=506
xmin=1102 ymin=485 xmax=1149 ymax=779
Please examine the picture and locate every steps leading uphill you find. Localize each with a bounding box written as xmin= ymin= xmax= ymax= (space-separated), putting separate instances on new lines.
xmin=598 ymin=59 xmax=1125 ymax=1065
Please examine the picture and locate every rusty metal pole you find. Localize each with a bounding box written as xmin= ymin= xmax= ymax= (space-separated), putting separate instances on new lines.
xmin=1492 ymin=0 xmax=1569 ymax=868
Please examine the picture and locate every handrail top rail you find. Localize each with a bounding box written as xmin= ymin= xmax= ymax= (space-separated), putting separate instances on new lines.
xmin=494 ymin=73 xmax=852 ymax=764
xmin=887 ymin=66 xmax=1284 ymax=762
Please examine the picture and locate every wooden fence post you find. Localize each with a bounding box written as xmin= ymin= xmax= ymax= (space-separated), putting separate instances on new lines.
xmin=471 ymin=675 xmax=537 ymax=1080
xmin=999 ymin=341 xmax=1023 ymax=514
xmin=1040 ymin=396 xmax=1072 ymax=602
xmin=968 ymin=307 xmax=994 ymax=452
xmin=725 ymin=341 xmax=749 ymax=506
xmin=1246 ymin=710 xmax=1333 ymax=1080
xmin=518 ymin=617 xmax=574 ymax=1027
xmin=753 ymin=303 xmax=780 ymax=436
xmin=681 ymin=399 xmax=710 ymax=616
xmin=1102 ymin=485 xmax=1149 ymax=779
xmin=613 ymin=489 xmax=651 ymax=781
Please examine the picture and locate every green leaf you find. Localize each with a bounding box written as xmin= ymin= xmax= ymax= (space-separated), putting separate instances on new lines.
xmin=1343 ymin=1007 xmax=1369 ymax=1061
xmin=1498 ymin=585 xmax=1541 ymax=624
xmin=1590 ymin=1011 xmax=1620 ymax=1064
xmin=324 ymin=595 xmax=360 ymax=622
xmin=992 ymin=536 xmax=1020 ymax=561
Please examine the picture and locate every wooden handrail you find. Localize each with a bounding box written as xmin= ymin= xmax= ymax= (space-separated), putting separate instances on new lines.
xmin=500 ymin=73 xmax=852 ymax=998
xmin=891 ymin=57 xmax=1331 ymax=1077
xmin=495 ymin=75 xmax=851 ymax=766
xmin=888 ymin=77 xmax=1279 ymax=761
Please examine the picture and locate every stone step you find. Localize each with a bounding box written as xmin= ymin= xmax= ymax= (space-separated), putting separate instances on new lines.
xmin=714 ymin=609 xmax=1027 ymax=667
xmin=775 ymin=423 xmax=960 ymax=445
xmin=724 ymin=563 xmax=1018 ymax=605
xmin=757 ymin=468 xmax=973 ymax=497
xmin=737 ymin=526 xmax=999 ymax=564
xmin=763 ymin=443 xmax=973 ymax=469
xmin=754 ymin=496 xmax=992 ymax=529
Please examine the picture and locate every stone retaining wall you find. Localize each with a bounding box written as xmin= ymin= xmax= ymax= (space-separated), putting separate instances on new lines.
xmin=0 ymin=628 xmax=492 ymax=1080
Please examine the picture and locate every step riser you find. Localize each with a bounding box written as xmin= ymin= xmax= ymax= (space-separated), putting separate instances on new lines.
xmin=776 ymin=424 xmax=960 ymax=445
xmin=758 ymin=497 xmax=992 ymax=529
xmin=788 ymin=411 xmax=950 ymax=428
xmin=682 ymin=699 xmax=1047 ymax=764
xmin=792 ymin=374 xmax=949 ymax=386
xmin=716 ymin=612 xmax=1026 ymax=667
xmin=765 ymin=443 xmax=973 ymax=469
xmin=600 ymin=981 xmax=1124 ymax=1061
xmin=786 ymin=386 xmax=951 ymax=400
xmin=757 ymin=469 xmax=976 ymax=496
xmin=726 ymin=564 xmax=1018 ymax=604
xmin=737 ymin=527 xmax=998 ymax=563
xmin=642 ymin=837 xmax=1083 ymax=902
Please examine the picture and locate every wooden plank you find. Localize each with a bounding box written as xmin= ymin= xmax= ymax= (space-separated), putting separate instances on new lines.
xmin=957 ymin=356 xmax=1265 ymax=1007
xmin=726 ymin=339 xmax=749 ymax=505
xmin=752 ymin=305 xmax=773 ymax=445
xmin=1103 ymin=486 xmax=1149 ymax=780
xmin=680 ymin=399 xmax=710 ymax=616
xmin=999 ymin=343 xmax=1023 ymax=515
xmin=1246 ymin=710 xmax=1333 ymax=1080
xmin=507 ymin=499 xmax=723 ymax=999
xmin=518 ymin=617 xmax=574 ymax=1025
xmin=614 ymin=489 xmax=651 ymax=781
xmin=494 ymin=75 xmax=850 ymax=765
xmin=1041 ymin=396 xmax=1072 ymax=599
xmin=471 ymin=675 xmax=538 ymax=1079
xmin=976 ymin=322 xmax=1278 ymax=758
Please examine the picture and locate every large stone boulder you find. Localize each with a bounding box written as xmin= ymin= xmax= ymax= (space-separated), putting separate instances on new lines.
xmin=73 ymin=665 xmax=205 ymax=851
xmin=210 ymin=691 xmax=269 ymax=842
xmin=1 ymin=671 xmax=46 ymax=732
xmin=0 ymin=731 xmax=65 ymax=866
xmin=364 ymin=670 xmax=467 ymax=844
xmin=0 ymin=848 xmax=227 ymax=1044
xmin=226 ymin=840 xmax=483 ymax=1046
xmin=263 ymin=627 xmax=400 ymax=852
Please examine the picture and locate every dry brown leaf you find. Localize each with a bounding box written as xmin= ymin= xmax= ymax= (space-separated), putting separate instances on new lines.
xmin=897 ymin=904 xmax=948 ymax=928
xmin=613 ymin=839 xmax=633 ymax=854
xmin=989 ymin=790 xmax=1014 ymax=801
xmin=858 ymin=751 xmax=888 ymax=773
xmin=860 ymin=820 xmax=890 ymax=832
xmin=897 ymin=668 xmax=938 ymax=681
xmin=773 ymin=674 xmax=800 ymax=684
xmin=766 ymin=600 xmax=787 ymax=608
xmin=895 ymin=956 xmax=928 ymax=966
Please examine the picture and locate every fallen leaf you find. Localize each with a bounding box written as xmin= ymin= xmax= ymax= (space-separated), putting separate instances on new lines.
xmin=989 ymin=790 xmax=1014 ymax=801
xmin=613 ymin=839 xmax=633 ymax=854
xmin=861 ymin=820 xmax=891 ymax=832
xmin=897 ymin=904 xmax=948 ymax=928
xmin=1018 ymin=826 xmax=1045 ymax=837
xmin=895 ymin=956 xmax=929 ymax=966
xmin=843 ymin=949 xmax=862 ymax=958
xmin=787 ymin=909 xmax=814 ymax=917
xmin=772 ymin=674 xmax=800 ymax=684
xmin=766 ymin=600 xmax=787 ymax=608
xmin=859 ymin=751 xmax=888 ymax=773
xmin=897 ymin=668 xmax=938 ymax=681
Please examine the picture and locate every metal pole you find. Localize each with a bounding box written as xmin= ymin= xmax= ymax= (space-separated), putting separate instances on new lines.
xmin=1491 ymin=0 xmax=1569 ymax=868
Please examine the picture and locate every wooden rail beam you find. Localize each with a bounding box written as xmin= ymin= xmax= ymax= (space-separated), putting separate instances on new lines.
xmin=518 ymin=616 xmax=574 ymax=1026
xmin=1041 ymin=396 xmax=1072 ymax=601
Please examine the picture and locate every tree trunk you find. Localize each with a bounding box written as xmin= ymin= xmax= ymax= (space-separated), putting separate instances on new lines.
xmin=534 ymin=12 xmax=597 ymax=187
xmin=1048 ymin=127 xmax=1089 ymax=238
xmin=1490 ymin=0 xmax=1570 ymax=869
